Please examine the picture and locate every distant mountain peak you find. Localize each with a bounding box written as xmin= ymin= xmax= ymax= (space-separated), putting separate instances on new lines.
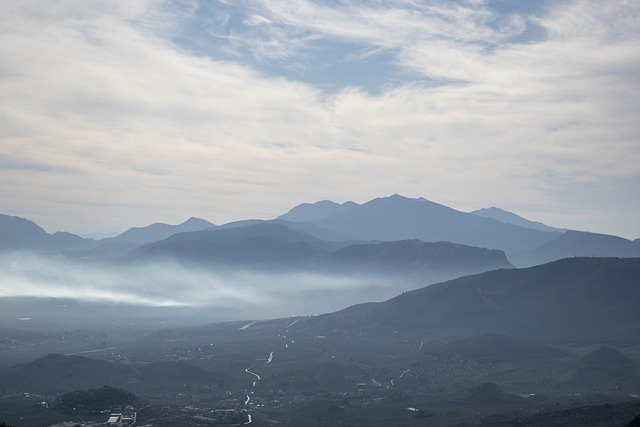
xmin=278 ymin=199 xmax=358 ymax=222
xmin=182 ymin=217 xmax=214 ymax=226
xmin=376 ymin=194 xmax=417 ymax=202
xmin=367 ymin=194 xmax=450 ymax=209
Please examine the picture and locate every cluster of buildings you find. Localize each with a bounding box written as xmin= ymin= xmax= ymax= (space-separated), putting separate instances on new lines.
xmin=106 ymin=406 xmax=136 ymax=426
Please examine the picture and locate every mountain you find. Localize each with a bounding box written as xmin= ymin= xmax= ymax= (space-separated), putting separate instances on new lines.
xmin=311 ymin=195 xmax=561 ymax=259
xmin=471 ymin=206 xmax=563 ymax=233
xmin=124 ymin=222 xmax=336 ymax=270
xmin=296 ymin=257 xmax=640 ymax=342
xmin=514 ymin=230 xmax=640 ymax=266
xmin=0 ymin=214 xmax=50 ymax=250
xmin=69 ymin=217 xmax=218 ymax=261
xmin=220 ymin=218 xmax=352 ymax=242
xmin=320 ymin=239 xmax=512 ymax=283
xmin=278 ymin=200 xmax=359 ymax=222
xmin=110 ymin=217 xmax=216 ymax=244
xmin=126 ymin=222 xmax=513 ymax=284
xmin=563 ymin=346 xmax=640 ymax=391
xmin=0 ymin=214 xmax=96 ymax=253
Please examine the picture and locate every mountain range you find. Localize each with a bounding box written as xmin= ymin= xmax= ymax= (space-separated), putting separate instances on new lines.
xmin=2 ymin=195 xmax=639 ymax=269
xmin=2 ymin=197 xmax=640 ymax=427
xmin=289 ymin=257 xmax=640 ymax=342
xmin=122 ymin=223 xmax=512 ymax=284
xmin=279 ymin=195 xmax=640 ymax=266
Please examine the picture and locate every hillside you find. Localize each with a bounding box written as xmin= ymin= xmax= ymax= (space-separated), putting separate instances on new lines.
xmin=296 ymin=257 xmax=640 ymax=341
xmin=0 ymin=354 xmax=232 ymax=397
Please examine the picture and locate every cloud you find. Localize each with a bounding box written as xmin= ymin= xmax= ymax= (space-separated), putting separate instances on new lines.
xmin=0 ymin=0 xmax=638 ymax=239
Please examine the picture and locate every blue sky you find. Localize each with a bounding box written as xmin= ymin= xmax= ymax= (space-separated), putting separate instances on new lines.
xmin=1 ymin=0 xmax=639 ymax=238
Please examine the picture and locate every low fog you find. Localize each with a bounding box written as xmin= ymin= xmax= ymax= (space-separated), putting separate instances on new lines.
xmin=0 ymin=251 xmax=407 ymax=329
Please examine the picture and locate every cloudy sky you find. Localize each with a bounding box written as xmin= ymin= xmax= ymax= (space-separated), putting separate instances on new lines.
xmin=1 ymin=0 xmax=639 ymax=239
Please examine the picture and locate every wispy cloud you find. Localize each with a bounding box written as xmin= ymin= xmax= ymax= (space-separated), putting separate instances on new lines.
xmin=0 ymin=0 xmax=638 ymax=238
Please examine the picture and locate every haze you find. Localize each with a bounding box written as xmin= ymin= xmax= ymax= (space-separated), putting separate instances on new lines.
xmin=0 ymin=250 xmax=415 ymax=323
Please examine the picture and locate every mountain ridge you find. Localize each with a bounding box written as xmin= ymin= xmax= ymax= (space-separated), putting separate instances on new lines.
xmin=109 ymin=217 xmax=216 ymax=245
xmin=471 ymin=206 xmax=564 ymax=233
xmin=311 ymin=195 xmax=561 ymax=259
xmin=0 ymin=214 xmax=96 ymax=253
xmin=295 ymin=257 xmax=640 ymax=342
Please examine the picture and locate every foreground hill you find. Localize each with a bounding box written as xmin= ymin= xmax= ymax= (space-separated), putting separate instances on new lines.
xmin=297 ymin=257 xmax=640 ymax=342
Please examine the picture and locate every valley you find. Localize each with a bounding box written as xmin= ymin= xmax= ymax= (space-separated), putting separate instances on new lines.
xmin=1 ymin=196 xmax=640 ymax=426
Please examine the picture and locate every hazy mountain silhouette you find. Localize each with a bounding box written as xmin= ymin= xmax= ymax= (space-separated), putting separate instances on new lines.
xmin=0 ymin=214 xmax=95 ymax=252
xmin=470 ymin=206 xmax=564 ymax=233
xmin=110 ymin=217 xmax=216 ymax=244
xmin=278 ymin=200 xmax=359 ymax=222
xmin=6 ymin=197 xmax=638 ymax=271
xmin=513 ymin=230 xmax=640 ymax=266
xmin=309 ymin=195 xmax=561 ymax=259
xmin=320 ymin=239 xmax=512 ymax=283
xmin=276 ymin=196 xmax=639 ymax=268
xmin=298 ymin=257 xmax=640 ymax=341
xmin=126 ymin=222 xmax=513 ymax=281
xmin=66 ymin=217 xmax=219 ymax=261
xmin=219 ymin=218 xmax=351 ymax=242
xmin=124 ymin=222 xmax=336 ymax=270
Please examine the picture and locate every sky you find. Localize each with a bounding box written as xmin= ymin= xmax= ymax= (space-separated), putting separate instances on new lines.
xmin=1 ymin=0 xmax=639 ymax=239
